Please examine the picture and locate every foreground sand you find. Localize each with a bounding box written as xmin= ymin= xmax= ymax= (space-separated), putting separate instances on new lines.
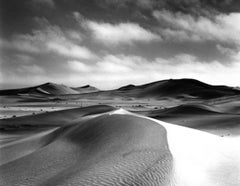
xmin=0 ymin=106 xmax=240 ymax=186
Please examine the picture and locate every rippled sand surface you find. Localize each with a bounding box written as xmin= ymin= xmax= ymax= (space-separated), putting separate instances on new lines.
xmin=0 ymin=106 xmax=239 ymax=186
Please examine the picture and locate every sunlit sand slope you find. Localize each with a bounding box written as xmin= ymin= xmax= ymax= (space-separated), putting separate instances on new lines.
xmin=0 ymin=107 xmax=239 ymax=186
xmin=142 ymin=114 xmax=240 ymax=186
xmin=147 ymin=104 xmax=240 ymax=136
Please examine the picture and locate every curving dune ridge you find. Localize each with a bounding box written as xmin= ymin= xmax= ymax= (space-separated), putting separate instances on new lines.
xmin=0 ymin=106 xmax=240 ymax=186
xmin=146 ymin=104 xmax=240 ymax=136
xmin=0 ymin=107 xmax=172 ymax=186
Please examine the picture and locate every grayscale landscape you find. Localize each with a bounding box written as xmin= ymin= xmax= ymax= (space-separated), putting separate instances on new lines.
xmin=1 ymin=79 xmax=240 ymax=185
xmin=1 ymin=0 xmax=240 ymax=185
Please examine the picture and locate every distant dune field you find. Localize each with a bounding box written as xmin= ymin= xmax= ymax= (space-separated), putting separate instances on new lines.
xmin=1 ymin=79 xmax=240 ymax=185
xmin=144 ymin=103 xmax=240 ymax=136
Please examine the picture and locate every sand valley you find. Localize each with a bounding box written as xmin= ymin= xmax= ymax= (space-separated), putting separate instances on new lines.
xmin=0 ymin=79 xmax=240 ymax=185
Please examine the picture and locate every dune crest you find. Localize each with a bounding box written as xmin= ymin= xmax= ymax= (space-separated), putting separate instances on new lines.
xmin=1 ymin=107 xmax=239 ymax=185
xmin=0 ymin=108 xmax=172 ymax=186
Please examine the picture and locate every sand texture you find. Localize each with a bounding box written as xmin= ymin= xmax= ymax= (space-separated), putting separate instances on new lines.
xmin=1 ymin=106 xmax=240 ymax=186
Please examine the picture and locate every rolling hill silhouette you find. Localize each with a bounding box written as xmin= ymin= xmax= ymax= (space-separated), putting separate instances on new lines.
xmin=1 ymin=79 xmax=239 ymax=99
xmin=0 ymin=82 xmax=79 ymax=95
xmin=72 ymin=85 xmax=99 ymax=94
xmin=0 ymin=83 xmax=100 ymax=96
xmin=149 ymin=104 xmax=221 ymax=115
xmin=116 ymin=79 xmax=240 ymax=99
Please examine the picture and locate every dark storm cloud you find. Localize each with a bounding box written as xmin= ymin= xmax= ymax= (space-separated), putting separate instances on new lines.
xmin=1 ymin=0 xmax=240 ymax=88
xmin=30 ymin=0 xmax=55 ymax=8
xmin=1 ymin=0 xmax=239 ymax=38
xmin=0 ymin=0 xmax=34 ymax=37
xmin=98 ymin=0 xmax=240 ymax=16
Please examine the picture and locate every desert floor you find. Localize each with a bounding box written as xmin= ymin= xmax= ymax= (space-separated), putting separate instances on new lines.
xmin=0 ymin=95 xmax=240 ymax=185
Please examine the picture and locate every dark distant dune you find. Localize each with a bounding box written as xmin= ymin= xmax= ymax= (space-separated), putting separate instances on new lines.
xmin=145 ymin=104 xmax=240 ymax=135
xmin=1 ymin=78 xmax=239 ymax=100
xmin=227 ymin=105 xmax=240 ymax=114
xmin=72 ymin=85 xmax=99 ymax=94
xmin=150 ymin=104 xmax=222 ymax=116
xmin=0 ymin=82 xmax=79 ymax=96
xmin=0 ymin=105 xmax=116 ymax=131
xmin=210 ymin=96 xmax=240 ymax=114
xmin=118 ymin=84 xmax=136 ymax=91
xmin=0 ymin=111 xmax=172 ymax=186
xmin=117 ymin=78 xmax=240 ymax=99
xmin=34 ymin=83 xmax=79 ymax=95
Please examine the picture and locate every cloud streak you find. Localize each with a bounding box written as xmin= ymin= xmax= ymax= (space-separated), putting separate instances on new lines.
xmin=66 ymin=53 xmax=240 ymax=89
xmin=153 ymin=10 xmax=240 ymax=47
xmin=1 ymin=18 xmax=96 ymax=60
xmin=1 ymin=1 xmax=240 ymax=88
xmin=86 ymin=21 xmax=161 ymax=45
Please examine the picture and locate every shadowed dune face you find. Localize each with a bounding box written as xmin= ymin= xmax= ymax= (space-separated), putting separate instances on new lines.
xmin=145 ymin=104 xmax=240 ymax=136
xmin=35 ymin=83 xmax=79 ymax=95
xmin=72 ymin=85 xmax=99 ymax=94
xmin=1 ymin=79 xmax=240 ymax=101
xmin=0 ymin=78 xmax=240 ymax=185
xmin=150 ymin=104 xmax=221 ymax=115
xmin=0 ymin=105 xmax=116 ymax=131
xmin=0 ymin=83 xmax=99 ymax=96
xmin=0 ymin=111 xmax=173 ymax=186
xmin=0 ymin=82 xmax=79 ymax=96
xmin=1 ymin=106 xmax=239 ymax=186
xmin=116 ymin=79 xmax=240 ymax=99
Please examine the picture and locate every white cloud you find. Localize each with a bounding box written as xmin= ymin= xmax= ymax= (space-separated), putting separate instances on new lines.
xmin=73 ymin=12 xmax=161 ymax=45
xmin=67 ymin=60 xmax=92 ymax=72
xmin=66 ymin=30 xmax=83 ymax=41
xmin=65 ymin=54 xmax=240 ymax=89
xmin=153 ymin=10 xmax=240 ymax=46
xmin=0 ymin=36 xmax=40 ymax=53
xmin=86 ymin=21 xmax=161 ymax=45
xmin=96 ymin=55 xmax=136 ymax=73
xmin=2 ymin=20 xmax=96 ymax=60
xmin=73 ymin=12 xmax=85 ymax=22
xmin=47 ymin=42 xmax=94 ymax=60
xmin=3 ymin=52 xmax=240 ymax=89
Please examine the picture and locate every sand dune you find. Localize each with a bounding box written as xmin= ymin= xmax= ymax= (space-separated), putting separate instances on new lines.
xmin=146 ymin=104 xmax=240 ymax=136
xmin=210 ymin=96 xmax=240 ymax=114
xmin=72 ymin=85 xmax=99 ymax=94
xmin=0 ymin=108 xmax=172 ymax=186
xmin=1 ymin=79 xmax=239 ymax=100
xmin=0 ymin=82 xmax=79 ymax=96
xmin=56 ymin=78 xmax=240 ymax=101
xmin=150 ymin=104 xmax=221 ymax=115
xmin=0 ymin=105 xmax=115 ymax=131
xmin=0 ymin=107 xmax=239 ymax=185
xmin=0 ymin=128 xmax=58 ymax=165
xmin=117 ymin=78 xmax=240 ymax=99
xmin=142 ymin=113 xmax=240 ymax=186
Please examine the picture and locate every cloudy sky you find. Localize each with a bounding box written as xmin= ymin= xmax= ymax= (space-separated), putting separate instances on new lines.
xmin=1 ymin=0 xmax=240 ymax=89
